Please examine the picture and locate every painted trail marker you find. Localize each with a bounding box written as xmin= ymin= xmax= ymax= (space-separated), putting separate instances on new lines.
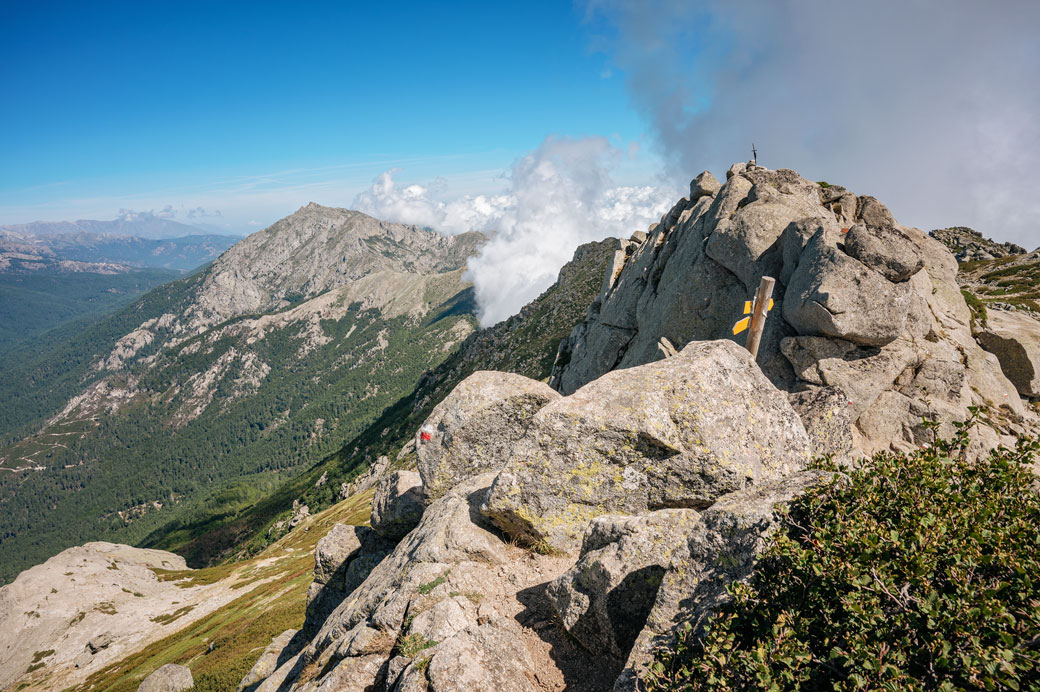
xmin=733 ymin=276 xmax=776 ymax=360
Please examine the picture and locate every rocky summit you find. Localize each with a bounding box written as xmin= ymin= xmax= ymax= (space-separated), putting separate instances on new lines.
xmin=550 ymin=163 xmax=1037 ymax=457
xmin=236 ymin=340 xmax=831 ymax=692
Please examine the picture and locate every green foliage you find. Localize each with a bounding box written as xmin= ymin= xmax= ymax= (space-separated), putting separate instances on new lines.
xmin=645 ymin=424 xmax=1040 ymax=691
xmin=961 ymin=289 xmax=988 ymax=331
xmin=397 ymin=633 xmax=438 ymax=658
xmin=816 ymin=181 xmax=832 ymax=188
xmin=418 ymin=570 xmax=450 ymax=595
xmin=150 ymin=605 xmax=195 ymax=625
xmin=30 ymin=650 xmax=54 ymax=664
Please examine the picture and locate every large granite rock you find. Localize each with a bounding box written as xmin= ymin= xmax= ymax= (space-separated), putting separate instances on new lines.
xmin=547 ymin=510 xmax=698 ymax=658
xmin=977 ymin=309 xmax=1040 ymax=398
xmin=616 ymin=471 xmax=832 ymax=691
xmin=238 ymin=629 xmax=298 ymax=692
xmin=304 ymin=525 xmax=394 ymax=637
xmin=313 ymin=523 xmax=362 ymax=586
xmin=483 ymin=340 xmax=811 ymax=552
xmin=370 ymin=470 xmax=424 ymax=539
xmin=137 ymin=663 xmax=193 ymax=692
xmin=843 ymin=222 xmax=924 ymax=282
xmin=787 ymin=386 xmax=854 ymax=462
xmin=416 ymin=371 xmax=560 ymax=500
xmin=783 ymin=228 xmax=913 ymax=346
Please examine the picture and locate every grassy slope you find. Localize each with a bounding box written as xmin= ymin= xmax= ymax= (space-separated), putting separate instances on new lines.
xmin=18 ymin=490 xmax=375 ymax=692
xmin=958 ymin=253 xmax=1040 ymax=316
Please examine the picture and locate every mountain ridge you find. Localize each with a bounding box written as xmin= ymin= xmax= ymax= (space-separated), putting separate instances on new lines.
xmin=0 ymin=205 xmax=486 ymax=583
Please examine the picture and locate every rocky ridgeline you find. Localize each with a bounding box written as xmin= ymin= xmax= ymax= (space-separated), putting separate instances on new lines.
xmin=238 ymin=163 xmax=1040 ymax=692
xmin=550 ymin=163 xmax=1037 ymax=456
xmin=929 ymin=226 xmax=1029 ymax=262
xmin=238 ymin=341 xmax=830 ymax=692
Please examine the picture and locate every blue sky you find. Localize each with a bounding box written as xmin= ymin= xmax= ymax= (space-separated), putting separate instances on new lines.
xmin=0 ymin=1 xmax=662 ymax=231
xmin=2 ymin=1 xmax=1037 ymax=249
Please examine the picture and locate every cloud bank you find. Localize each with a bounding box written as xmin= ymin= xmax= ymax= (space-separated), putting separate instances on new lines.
xmin=586 ymin=0 xmax=1040 ymax=247
xmin=355 ymin=137 xmax=677 ymax=326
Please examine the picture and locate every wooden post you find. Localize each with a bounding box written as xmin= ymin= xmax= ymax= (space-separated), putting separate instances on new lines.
xmin=745 ymin=276 xmax=776 ymax=360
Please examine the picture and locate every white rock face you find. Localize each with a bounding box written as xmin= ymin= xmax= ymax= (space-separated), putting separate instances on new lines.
xmin=977 ymin=309 xmax=1040 ymax=398
xmin=0 ymin=542 xmax=270 ymax=691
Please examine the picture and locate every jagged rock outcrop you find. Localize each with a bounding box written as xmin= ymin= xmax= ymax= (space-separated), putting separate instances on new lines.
xmin=238 ymin=629 xmax=299 ymax=692
xmin=550 ymin=163 xmax=1037 ymax=455
xmin=416 ymin=371 xmax=560 ymax=500
xmin=137 ymin=663 xmax=193 ymax=692
xmin=244 ymin=351 xmax=822 ymax=692
xmin=930 ymin=226 xmax=1027 ymax=262
xmin=371 ymin=471 xmax=425 ymax=539
xmin=978 ymin=309 xmax=1040 ymax=398
xmin=305 ymin=525 xmax=394 ymax=637
xmin=546 ymin=509 xmax=698 ymax=659
xmin=482 ymin=340 xmax=810 ymax=552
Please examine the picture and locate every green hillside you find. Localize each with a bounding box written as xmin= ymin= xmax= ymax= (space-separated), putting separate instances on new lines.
xmin=141 ymin=238 xmax=616 ymax=567
xmin=0 ymin=289 xmax=475 ymax=584
xmin=0 ymin=267 xmax=182 ymax=355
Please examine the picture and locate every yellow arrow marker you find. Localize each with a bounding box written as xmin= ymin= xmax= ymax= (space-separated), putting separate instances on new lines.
xmin=743 ymin=300 xmax=753 ymax=315
xmin=768 ymin=298 xmax=774 ymax=311
xmin=732 ymin=316 xmax=751 ymax=335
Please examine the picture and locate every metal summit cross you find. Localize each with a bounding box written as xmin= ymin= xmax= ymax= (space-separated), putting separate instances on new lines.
xmin=751 ymin=143 xmax=758 ymax=165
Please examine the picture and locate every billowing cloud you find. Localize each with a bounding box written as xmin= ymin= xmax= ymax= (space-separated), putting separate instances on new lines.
xmin=355 ymin=138 xmax=678 ymax=326
xmin=585 ymin=0 xmax=1040 ymax=247
xmin=353 ymin=169 xmax=513 ymax=234
xmin=467 ymin=136 xmax=676 ymax=326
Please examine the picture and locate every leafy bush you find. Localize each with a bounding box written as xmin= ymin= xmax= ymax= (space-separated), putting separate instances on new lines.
xmin=645 ymin=422 xmax=1040 ymax=691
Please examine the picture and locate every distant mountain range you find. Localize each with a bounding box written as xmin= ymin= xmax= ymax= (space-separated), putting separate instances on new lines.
xmin=0 ymin=214 xmax=239 ymax=241
xmin=0 ymin=229 xmax=240 ymax=273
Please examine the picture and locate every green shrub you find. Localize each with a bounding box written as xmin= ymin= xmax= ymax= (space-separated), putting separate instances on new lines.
xmin=645 ymin=421 xmax=1040 ymax=691
xmin=961 ymin=289 xmax=989 ymax=332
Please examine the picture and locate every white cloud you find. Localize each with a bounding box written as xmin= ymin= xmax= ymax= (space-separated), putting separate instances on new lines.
xmin=467 ymin=136 xmax=676 ymax=326
xmin=586 ymin=0 xmax=1040 ymax=247
xmin=353 ymin=138 xmax=678 ymax=326
xmin=352 ymin=169 xmax=512 ymax=234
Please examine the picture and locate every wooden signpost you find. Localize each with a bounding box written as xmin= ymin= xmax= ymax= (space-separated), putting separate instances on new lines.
xmin=732 ymin=276 xmax=776 ymax=360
